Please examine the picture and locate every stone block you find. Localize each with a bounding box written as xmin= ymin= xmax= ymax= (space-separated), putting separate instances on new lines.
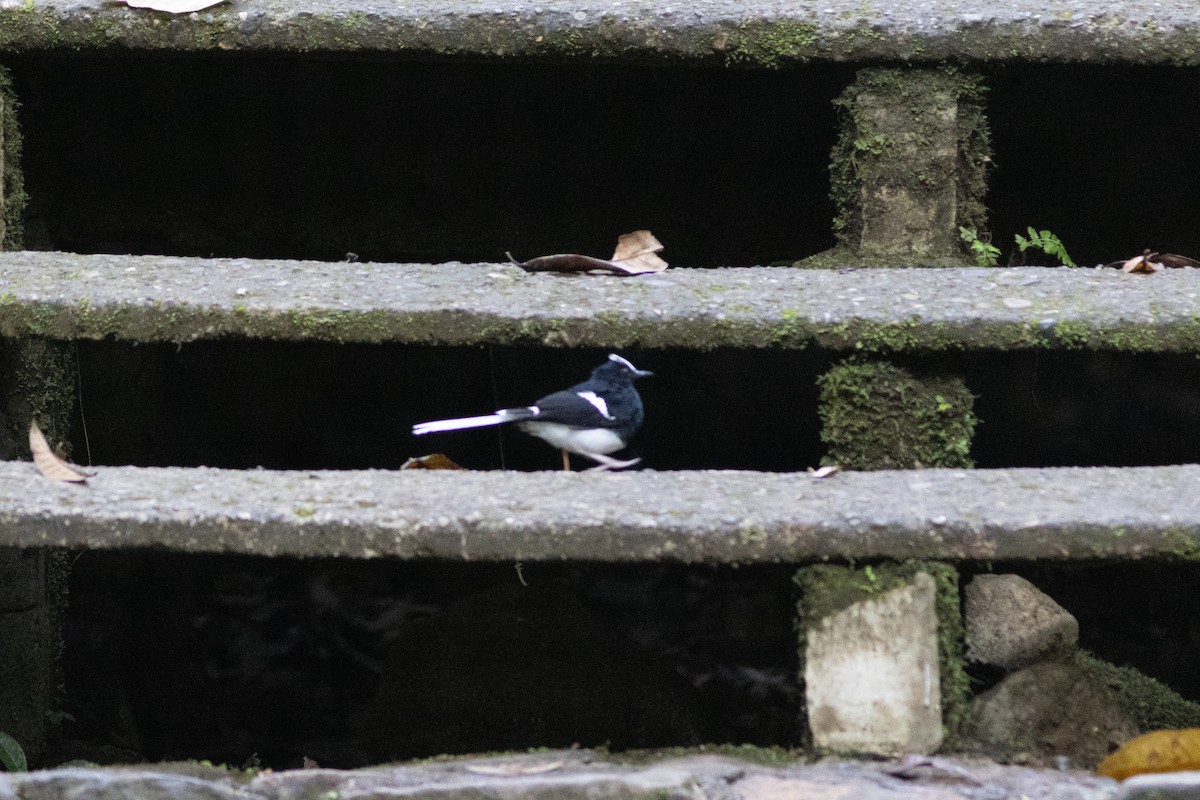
xmin=965 ymin=574 xmax=1078 ymax=671
xmin=802 ymin=570 xmax=943 ymax=755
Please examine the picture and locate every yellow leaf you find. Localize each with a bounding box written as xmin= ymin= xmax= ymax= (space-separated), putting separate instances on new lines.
xmin=1096 ymin=729 xmax=1200 ymax=780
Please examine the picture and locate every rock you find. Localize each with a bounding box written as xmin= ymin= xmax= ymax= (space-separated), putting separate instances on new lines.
xmin=969 ymin=660 xmax=1139 ymax=768
xmin=804 ymin=571 xmax=943 ymax=755
xmin=965 ymin=574 xmax=1078 ymax=671
xmin=1118 ymin=770 xmax=1200 ymax=799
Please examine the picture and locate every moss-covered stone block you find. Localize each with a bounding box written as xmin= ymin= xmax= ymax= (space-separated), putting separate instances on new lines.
xmin=1077 ymin=650 xmax=1200 ymax=732
xmin=795 ymin=561 xmax=970 ymax=752
xmin=817 ymin=359 xmax=976 ymax=470
xmin=799 ymin=67 xmax=991 ymax=268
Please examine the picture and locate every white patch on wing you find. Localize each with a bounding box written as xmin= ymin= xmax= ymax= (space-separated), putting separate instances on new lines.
xmin=576 ymin=391 xmax=615 ymax=420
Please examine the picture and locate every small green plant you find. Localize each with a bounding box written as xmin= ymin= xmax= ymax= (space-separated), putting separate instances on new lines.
xmin=959 ymin=226 xmax=1000 ymax=267
xmin=857 ymin=564 xmax=881 ymax=594
xmin=961 ymin=225 xmax=1076 ymax=268
xmin=1014 ymin=226 xmax=1076 ymax=267
xmin=0 ymin=731 xmax=27 ymax=771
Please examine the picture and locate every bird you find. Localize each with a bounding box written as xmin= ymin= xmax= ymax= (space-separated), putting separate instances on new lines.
xmin=412 ymin=354 xmax=652 ymax=471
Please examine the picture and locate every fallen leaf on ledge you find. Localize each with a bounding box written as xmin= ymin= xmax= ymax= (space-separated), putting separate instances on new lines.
xmin=1106 ymin=250 xmax=1200 ymax=274
xmin=29 ymin=420 xmax=90 ymax=483
xmin=511 ymin=230 xmax=668 ymax=276
xmin=400 ymin=453 xmax=465 ymax=470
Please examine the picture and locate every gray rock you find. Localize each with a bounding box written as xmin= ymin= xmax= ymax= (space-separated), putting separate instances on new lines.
xmin=966 ymin=575 xmax=1079 ymax=671
xmin=969 ymin=661 xmax=1139 ymax=769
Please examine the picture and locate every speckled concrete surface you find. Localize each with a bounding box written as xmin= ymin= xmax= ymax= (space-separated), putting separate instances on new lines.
xmin=0 ymin=0 xmax=1197 ymax=65
xmin=0 ymin=752 xmax=1124 ymax=800
xmin=0 ymin=252 xmax=1195 ymax=352
xmin=1 ymin=461 xmax=1197 ymax=561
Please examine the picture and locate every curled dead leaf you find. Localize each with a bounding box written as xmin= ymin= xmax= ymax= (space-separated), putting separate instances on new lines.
xmin=29 ymin=421 xmax=89 ymax=483
xmin=1120 ymin=251 xmax=1163 ymax=274
xmin=400 ymin=453 xmax=465 ymax=470
xmin=1107 ymin=250 xmax=1200 ymax=274
xmin=116 ymin=0 xmax=229 ymax=12
xmin=464 ymin=759 xmax=565 ymax=776
xmin=1096 ymin=729 xmax=1200 ymax=780
xmin=1155 ymin=253 xmax=1200 ymax=269
xmin=512 ymin=230 xmax=668 ymax=276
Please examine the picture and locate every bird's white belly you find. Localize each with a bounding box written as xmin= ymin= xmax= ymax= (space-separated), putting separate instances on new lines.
xmin=518 ymin=422 xmax=624 ymax=455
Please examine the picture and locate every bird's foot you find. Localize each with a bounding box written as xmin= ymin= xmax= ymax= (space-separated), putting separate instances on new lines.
xmin=585 ymin=454 xmax=642 ymax=471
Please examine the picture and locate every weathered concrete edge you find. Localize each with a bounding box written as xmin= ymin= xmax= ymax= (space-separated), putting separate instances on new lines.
xmin=0 ymin=1 xmax=1198 ymax=67
xmin=0 ymin=752 xmax=1121 ymax=800
xmin=3 ymin=462 xmax=1200 ymax=562
xmin=2 ymin=253 xmax=1199 ymax=353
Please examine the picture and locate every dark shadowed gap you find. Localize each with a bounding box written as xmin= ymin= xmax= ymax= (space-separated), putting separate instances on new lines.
xmin=63 ymin=342 xmax=1200 ymax=472
xmin=66 ymin=342 xmax=833 ymax=472
xmin=9 ymin=53 xmax=846 ymax=267
xmin=58 ymin=553 xmax=801 ymax=768
xmin=986 ymin=65 xmax=1200 ymax=267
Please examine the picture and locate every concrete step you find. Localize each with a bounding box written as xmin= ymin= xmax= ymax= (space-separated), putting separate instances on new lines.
xmin=0 ymin=752 xmax=1122 ymax=800
xmin=0 ymin=0 xmax=1188 ymax=67
xmin=1 ymin=460 xmax=1196 ymax=561
xmin=0 ymin=252 xmax=1194 ymax=352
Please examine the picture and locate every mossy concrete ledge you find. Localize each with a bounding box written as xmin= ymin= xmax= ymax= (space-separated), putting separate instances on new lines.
xmin=3 ymin=253 xmax=1200 ymax=352
xmin=3 ymin=462 xmax=1200 ymax=561
xmin=0 ymin=0 xmax=1198 ymax=65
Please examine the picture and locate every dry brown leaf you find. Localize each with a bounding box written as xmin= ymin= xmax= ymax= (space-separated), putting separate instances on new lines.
xmin=609 ymin=230 xmax=669 ymax=273
xmin=29 ymin=420 xmax=89 ymax=483
xmin=400 ymin=453 xmax=465 ymax=470
xmin=1121 ymin=251 xmax=1164 ymax=274
xmin=464 ymin=759 xmax=565 ymax=776
xmin=512 ymin=230 xmax=668 ymax=276
xmin=1108 ymin=249 xmax=1200 ymax=274
xmin=1097 ymin=729 xmax=1200 ymax=780
xmin=116 ymin=0 xmax=228 ymax=11
xmin=1155 ymin=253 xmax=1200 ymax=269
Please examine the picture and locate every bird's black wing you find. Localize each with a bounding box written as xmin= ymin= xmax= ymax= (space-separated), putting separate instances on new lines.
xmin=530 ymin=389 xmax=621 ymax=428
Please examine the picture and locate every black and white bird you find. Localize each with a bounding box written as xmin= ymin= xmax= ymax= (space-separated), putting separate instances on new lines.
xmin=412 ymin=354 xmax=652 ymax=470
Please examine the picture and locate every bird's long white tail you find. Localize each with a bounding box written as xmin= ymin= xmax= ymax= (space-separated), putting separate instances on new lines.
xmin=412 ymin=414 xmax=509 ymax=435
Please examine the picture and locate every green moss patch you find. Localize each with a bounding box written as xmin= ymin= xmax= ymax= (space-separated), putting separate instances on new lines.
xmin=817 ymin=359 xmax=976 ymax=470
xmin=1077 ymin=650 xmax=1200 ymax=732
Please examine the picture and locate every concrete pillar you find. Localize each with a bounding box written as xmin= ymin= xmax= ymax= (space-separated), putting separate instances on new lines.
xmin=801 ymin=67 xmax=991 ymax=267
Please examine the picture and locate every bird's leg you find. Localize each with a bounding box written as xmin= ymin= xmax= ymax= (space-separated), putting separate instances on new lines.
xmin=561 ymin=449 xmax=571 ymax=472
xmin=584 ymin=453 xmax=642 ymax=471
